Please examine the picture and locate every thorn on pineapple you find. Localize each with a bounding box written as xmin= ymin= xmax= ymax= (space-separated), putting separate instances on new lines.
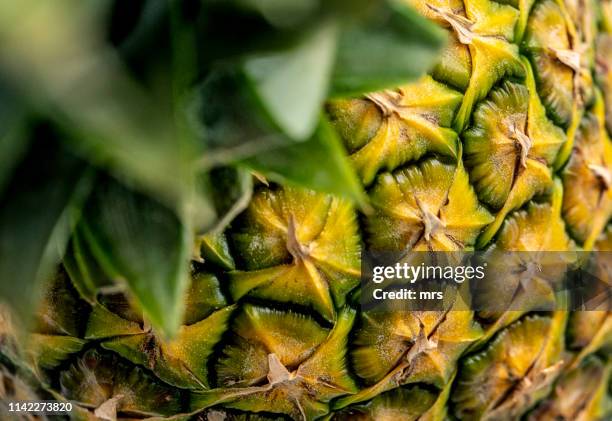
xmin=507 ymin=117 xmax=533 ymax=169
xmin=366 ymin=91 xmax=401 ymax=117
xmin=415 ymin=197 xmax=445 ymax=241
xmin=251 ymin=171 xmax=269 ymax=186
xmin=264 ymin=354 xmax=308 ymax=421
xmin=552 ymin=48 xmax=582 ymax=73
xmin=206 ymin=410 xmax=227 ymax=421
xmin=518 ymin=259 xmax=542 ymax=291
xmin=551 ymin=45 xmax=590 ymax=105
xmin=588 ymin=164 xmax=612 ymax=190
xmin=405 ymin=316 xmax=438 ymax=365
xmin=94 ymin=394 xmax=124 ymax=421
xmin=519 ymin=360 xmax=564 ymax=396
xmin=267 ymin=353 xmax=292 ymax=385
xmin=142 ymin=319 xmax=152 ymax=333
xmin=286 ymin=214 xmax=310 ymax=261
xmin=427 ymin=4 xmax=474 ymax=45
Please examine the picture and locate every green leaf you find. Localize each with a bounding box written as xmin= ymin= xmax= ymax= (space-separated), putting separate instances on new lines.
xmin=0 ymin=119 xmax=29 ymax=195
xmin=242 ymin=115 xmax=367 ymax=205
xmin=62 ymin=225 xmax=111 ymax=304
xmin=243 ymin=21 xmax=338 ymax=140
xmin=194 ymin=67 xmax=286 ymax=166
xmin=196 ymin=69 xmax=365 ymax=204
xmin=0 ymin=124 xmax=90 ymax=323
xmin=206 ymin=166 xmax=253 ymax=233
xmin=27 ymin=334 xmax=86 ymax=371
xmin=0 ymin=0 xmax=210 ymax=228
xmin=240 ymin=0 xmax=321 ymax=28
xmin=79 ymin=176 xmax=191 ymax=338
xmin=331 ymin=0 xmax=446 ymax=96
xmin=0 ymin=80 xmax=28 ymax=194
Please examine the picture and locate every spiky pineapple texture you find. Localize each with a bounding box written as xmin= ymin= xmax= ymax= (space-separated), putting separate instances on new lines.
xmin=2 ymin=0 xmax=612 ymax=420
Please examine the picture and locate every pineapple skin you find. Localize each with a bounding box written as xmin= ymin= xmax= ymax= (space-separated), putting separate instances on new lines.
xmin=2 ymin=0 xmax=612 ymax=420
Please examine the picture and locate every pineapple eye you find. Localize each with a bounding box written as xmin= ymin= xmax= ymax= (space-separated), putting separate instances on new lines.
xmin=328 ymin=76 xmax=461 ymax=186
xmin=523 ymin=0 xmax=577 ymax=127
xmin=562 ymin=106 xmax=612 ymax=249
xmin=463 ymin=61 xmax=566 ymax=247
xmin=59 ymin=349 xmax=183 ymax=418
xmin=365 ymin=158 xmax=492 ymax=252
xmin=193 ymin=307 xmax=358 ymax=420
xmin=474 ymin=180 xmax=573 ymax=326
xmin=452 ymin=315 xmax=564 ymax=420
xmin=229 ymin=186 xmax=360 ymax=322
xmin=528 ymin=357 xmax=610 ymax=420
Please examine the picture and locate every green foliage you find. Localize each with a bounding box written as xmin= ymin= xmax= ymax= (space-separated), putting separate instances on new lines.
xmin=78 ymin=176 xmax=191 ymax=338
xmin=0 ymin=125 xmax=91 ymax=324
xmin=243 ymin=22 xmax=338 ymax=141
xmin=243 ymin=116 xmax=368 ymax=206
xmin=331 ymin=0 xmax=446 ymax=95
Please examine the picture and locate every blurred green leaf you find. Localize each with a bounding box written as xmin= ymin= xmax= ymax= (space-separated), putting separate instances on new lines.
xmin=242 ymin=115 xmax=367 ymax=205
xmin=0 ymin=0 xmax=207 ymax=226
xmin=240 ymin=0 xmax=320 ymax=28
xmin=0 ymin=125 xmax=91 ymax=323
xmin=0 ymin=81 xmax=28 ymax=193
xmin=0 ymin=122 xmax=29 ymax=196
xmin=195 ymin=1 xmax=295 ymax=63
xmin=206 ymin=167 xmax=253 ymax=233
xmin=195 ymin=69 xmax=366 ymax=206
xmin=330 ymin=0 xmax=446 ymax=96
xmin=63 ymin=226 xmax=111 ymax=304
xmin=78 ymin=177 xmax=191 ymax=338
xmin=194 ymin=68 xmax=286 ymax=165
xmin=110 ymin=0 xmax=169 ymax=64
xmin=243 ymin=22 xmax=337 ymax=140
xmin=196 ymin=65 xmax=366 ymax=203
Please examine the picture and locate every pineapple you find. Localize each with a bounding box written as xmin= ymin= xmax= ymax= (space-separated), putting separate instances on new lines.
xmin=1 ymin=0 xmax=612 ymax=420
